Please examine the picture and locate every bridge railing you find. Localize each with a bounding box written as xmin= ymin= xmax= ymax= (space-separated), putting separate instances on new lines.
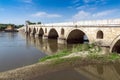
xmin=27 ymin=19 xmax=120 ymax=27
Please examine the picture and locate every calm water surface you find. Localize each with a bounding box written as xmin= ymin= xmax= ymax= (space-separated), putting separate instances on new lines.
xmin=0 ymin=32 xmax=120 ymax=80
xmin=39 ymin=63 xmax=120 ymax=80
xmin=0 ymin=32 xmax=72 ymax=72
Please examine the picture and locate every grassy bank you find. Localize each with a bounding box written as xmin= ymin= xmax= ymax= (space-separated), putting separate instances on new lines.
xmin=39 ymin=43 xmax=120 ymax=64
xmin=1 ymin=44 xmax=120 ymax=78
xmin=1 ymin=44 xmax=120 ymax=80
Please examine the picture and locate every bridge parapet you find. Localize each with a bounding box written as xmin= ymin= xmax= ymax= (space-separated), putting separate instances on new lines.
xmin=28 ymin=19 xmax=120 ymax=27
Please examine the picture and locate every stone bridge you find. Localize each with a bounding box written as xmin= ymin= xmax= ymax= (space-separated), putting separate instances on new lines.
xmin=22 ymin=19 xmax=120 ymax=53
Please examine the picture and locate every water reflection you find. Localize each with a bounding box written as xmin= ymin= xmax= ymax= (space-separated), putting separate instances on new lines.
xmin=23 ymin=34 xmax=73 ymax=55
xmin=74 ymin=63 xmax=120 ymax=80
xmin=39 ymin=63 xmax=120 ymax=80
xmin=113 ymin=61 xmax=120 ymax=75
xmin=0 ymin=32 xmax=46 ymax=72
xmin=96 ymin=64 xmax=103 ymax=75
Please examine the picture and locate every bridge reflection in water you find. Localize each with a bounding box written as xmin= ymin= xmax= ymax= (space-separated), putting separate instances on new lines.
xmin=25 ymin=35 xmax=71 ymax=55
xmin=21 ymin=33 xmax=89 ymax=55
xmin=38 ymin=63 xmax=120 ymax=80
xmin=19 ymin=33 xmax=120 ymax=80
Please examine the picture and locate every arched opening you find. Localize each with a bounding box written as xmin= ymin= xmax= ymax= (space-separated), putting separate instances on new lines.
xmin=28 ymin=28 xmax=31 ymax=34
xmin=48 ymin=39 xmax=58 ymax=53
xmin=61 ymin=28 xmax=64 ymax=35
xmin=37 ymin=28 xmax=38 ymax=32
xmin=32 ymin=28 xmax=36 ymax=36
xmin=97 ymin=30 xmax=103 ymax=39
xmin=45 ymin=28 xmax=47 ymax=33
xmin=39 ymin=28 xmax=44 ymax=37
xmin=48 ymin=29 xmax=58 ymax=39
xmin=112 ymin=39 xmax=120 ymax=53
xmin=67 ymin=29 xmax=89 ymax=44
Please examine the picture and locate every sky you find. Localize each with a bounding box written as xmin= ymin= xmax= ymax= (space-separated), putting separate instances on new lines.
xmin=0 ymin=0 xmax=120 ymax=24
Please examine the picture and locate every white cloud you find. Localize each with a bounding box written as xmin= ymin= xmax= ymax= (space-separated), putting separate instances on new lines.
xmin=73 ymin=10 xmax=90 ymax=20
xmin=72 ymin=9 xmax=117 ymax=20
xmin=23 ymin=0 xmax=33 ymax=3
xmin=83 ymin=0 xmax=90 ymax=3
xmin=76 ymin=5 xmax=87 ymax=10
xmin=75 ymin=0 xmax=106 ymax=10
xmin=92 ymin=10 xmax=116 ymax=17
xmin=72 ymin=0 xmax=80 ymax=3
xmin=83 ymin=0 xmax=104 ymax=3
xmin=31 ymin=12 xmax=62 ymax=18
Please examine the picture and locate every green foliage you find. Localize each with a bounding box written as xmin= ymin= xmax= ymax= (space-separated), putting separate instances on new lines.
xmin=39 ymin=43 xmax=120 ymax=63
xmin=107 ymin=53 xmax=120 ymax=60
xmin=39 ymin=43 xmax=102 ymax=62
xmin=37 ymin=22 xmax=41 ymax=24
xmin=15 ymin=25 xmax=24 ymax=28
xmin=87 ymin=52 xmax=120 ymax=61
xmin=26 ymin=20 xmax=42 ymax=25
xmin=87 ymin=53 xmax=101 ymax=59
xmin=72 ymin=43 xmax=101 ymax=53
xmin=72 ymin=44 xmax=90 ymax=52
xmin=0 ymin=23 xmax=23 ymax=30
xmin=52 ymin=57 xmax=80 ymax=65
xmin=26 ymin=20 xmax=36 ymax=25
xmin=0 ymin=24 xmax=15 ymax=30
xmin=39 ymin=49 xmax=71 ymax=62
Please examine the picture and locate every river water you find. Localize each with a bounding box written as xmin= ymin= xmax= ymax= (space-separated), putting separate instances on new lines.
xmin=39 ymin=63 xmax=120 ymax=80
xmin=0 ymin=32 xmax=73 ymax=72
xmin=0 ymin=32 xmax=47 ymax=72
xmin=0 ymin=32 xmax=120 ymax=80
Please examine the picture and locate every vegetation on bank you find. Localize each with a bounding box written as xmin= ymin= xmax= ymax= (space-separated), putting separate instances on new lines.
xmin=26 ymin=20 xmax=41 ymax=25
xmin=0 ymin=24 xmax=24 ymax=31
xmin=39 ymin=44 xmax=94 ymax=62
xmin=39 ymin=43 xmax=120 ymax=63
xmin=39 ymin=43 xmax=102 ymax=62
xmin=40 ymin=49 xmax=71 ymax=61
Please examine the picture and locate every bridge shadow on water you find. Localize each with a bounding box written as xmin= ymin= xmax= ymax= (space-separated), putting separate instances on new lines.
xmin=25 ymin=34 xmax=89 ymax=55
xmin=31 ymin=62 xmax=120 ymax=80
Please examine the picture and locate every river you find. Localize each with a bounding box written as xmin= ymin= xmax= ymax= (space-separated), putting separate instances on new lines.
xmin=0 ymin=32 xmax=74 ymax=72
xmin=0 ymin=32 xmax=120 ymax=80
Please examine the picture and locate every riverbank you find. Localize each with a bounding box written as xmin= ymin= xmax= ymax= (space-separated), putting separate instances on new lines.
xmin=0 ymin=44 xmax=120 ymax=80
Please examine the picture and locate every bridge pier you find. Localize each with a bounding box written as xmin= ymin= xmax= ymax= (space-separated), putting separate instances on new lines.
xmin=30 ymin=33 xmax=34 ymax=37
xmin=35 ymin=34 xmax=39 ymax=38
xmin=43 ymin=35 xmax=48 ymax=39
xmin=58 ymin=37 xmax=67 ymax=44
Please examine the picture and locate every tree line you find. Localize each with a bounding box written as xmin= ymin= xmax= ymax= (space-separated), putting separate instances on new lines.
xmin=0 ymin=24 xmax=24 ymax=31
xmin=26 ymin=21 xmax=41 ymax=25
xmin=0 ymin=21 xmax=41 ymax=31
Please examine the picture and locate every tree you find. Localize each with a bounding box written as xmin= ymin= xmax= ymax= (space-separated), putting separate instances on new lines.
xmin=26 ymin=20 xmax=36 ymax=25
xmin=37 ymin=22 xmax=41 ymax=24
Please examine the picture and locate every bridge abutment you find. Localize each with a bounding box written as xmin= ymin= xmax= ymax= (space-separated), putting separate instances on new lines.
xmin=58 ymin=37 xmax=67 ymax=44
xmin=35 ymin=34 xmax=39 ymax=38
xmin=30 ymin=33 xmax=34 ymax=37
xmin=43 ymin=35 xmax=48 ymax=39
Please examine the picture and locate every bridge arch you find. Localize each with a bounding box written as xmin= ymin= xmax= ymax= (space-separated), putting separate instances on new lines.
xmin=45 ymin=28 xmax=47 ymax=33
xmin=38 ymin=28 xmax=44 ymax=37
xmin=48 ymin=28 xmax=59 ymax=39
xmin=37 ymin=28 xmax=38 ymax=32
xmin=61 ymin=28 xmax=64 ymax=35
xmin=110 ymin=36 xmax=120 ymax=53
xmin=66 ymin=29 xmax=89 ymax=44
xmin=97 ymin=30 xmax=104 ymax=39
xmin=28 ymin=28 xmax=32 ymax=34
xmin=32 ymin=28 xmax=37 ymax=35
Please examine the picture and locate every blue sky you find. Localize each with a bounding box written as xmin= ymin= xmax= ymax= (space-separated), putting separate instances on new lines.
xmin=0 ymin=0 xmax=120 ymax=24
